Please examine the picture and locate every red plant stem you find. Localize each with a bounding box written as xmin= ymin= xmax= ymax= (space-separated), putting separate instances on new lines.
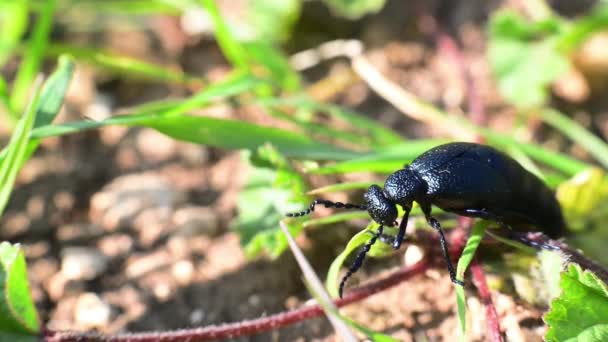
xmin=470 ymin=260 xmax=504 ymax=342
xmin=45 ymin=260 xmax=431 ymax=342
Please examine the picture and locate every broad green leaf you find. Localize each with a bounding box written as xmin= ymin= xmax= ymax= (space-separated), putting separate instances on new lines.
xmin=0 ymin=242 xmax=40 ymax=336
xmin=322 ymin=0 xmax=386 ymax=19
xmin=0 ymin=78 xmax=41 ymax=217
xmin=455 ymin=221 xmax=488 ymax=342
xmin=544 ymin=264 xmax=608 ymax=342
xmin=557 ymin=3 xmax=608 ymax=50
xmin=488 ymin=11 xmax=569 ymax=109
xmin=557 ymin=168 xmax=608 ymax=231
xmin=236 ymin=145 xmax=309 ymax=258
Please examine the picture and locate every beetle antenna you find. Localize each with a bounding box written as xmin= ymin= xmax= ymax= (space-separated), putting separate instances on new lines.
xmin=285 ymin=199 xmax=367 ymax=217
xmin=339 ymin=225 xmax=384 ymax=298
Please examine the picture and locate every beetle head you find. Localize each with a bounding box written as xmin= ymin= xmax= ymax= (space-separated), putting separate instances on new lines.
xmin=364 ymin=185 xmax=398 ymax=226
xmin=383 ymin=168 xmax=424 ymax=210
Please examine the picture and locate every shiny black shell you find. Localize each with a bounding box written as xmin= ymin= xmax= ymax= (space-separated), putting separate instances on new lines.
xmin=408 ymin=142 xmax=566 ymax=237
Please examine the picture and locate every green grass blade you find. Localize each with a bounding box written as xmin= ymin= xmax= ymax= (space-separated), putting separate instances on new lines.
xmin=45 ymin=43 xmax=202 ymax=86
xmin=258 ymin=97 xmax=403 ymax=147
xmin=280 ymin=221 xmax=358 ymax=341
xmin=0 ymin=242 xmax=40 ymax=337
xmin=0 ymin=78 xmax=42 ymax=217
xmin=200 ymin=0 xmax=248 ymax=69
xmin=10 ymin=0 xmax=56 ymax=113
xmin=310 ymin=139 xmax=448 ymax=174
xmin=143 ymin=114 xmax=362 ymax=160
xmin=0 ymin=56 xmax=75 ymax=167
xmin=308 ymin=181 xmax=376 ymax=195
xmin=480 ymin=128 xmax=589 ymax=176
xmin=455 ymin=221 xmax=488 ymax=342
xmin=540 ymin=108 xmax=608 ymax=169
xmin=0 ymin=1 xmax=28 ymax=68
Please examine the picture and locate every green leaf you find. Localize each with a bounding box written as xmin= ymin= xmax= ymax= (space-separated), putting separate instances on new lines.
xmin=544 ymin=264 xmax=608 ymax=342
xmin=322 ymin=0 xmax=386 ymax=19
xmin=556 ymin=168 xmax=608 ymax=231
xmin=0 ymin=242 xmax=40 ymax=336
xmin=235 ymin=145 xmax=309 ymax=258
xmin=455 ymin=221 xmax=488 ymax=342
xmin=0 ymin=78 xmax=41 ymax=218
xmin=488 ymin=11 xmax=569 ymax=109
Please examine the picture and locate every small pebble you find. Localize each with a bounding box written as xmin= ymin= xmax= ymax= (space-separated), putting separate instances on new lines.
xmin=74 ymin=293 xmax=112 ymax=329
xmin=61 ymin=247 xmax=107 ymax=281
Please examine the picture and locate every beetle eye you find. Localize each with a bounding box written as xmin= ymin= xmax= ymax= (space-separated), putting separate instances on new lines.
xmin=364 ymin=185 xmax=398 ymax=225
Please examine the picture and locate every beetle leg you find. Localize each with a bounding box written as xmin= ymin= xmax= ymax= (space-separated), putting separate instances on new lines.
xmin=339 ymin=225 xmax=384 ymax=298
xmin=285 ymin=199 xmax=367 ymax=217
xmin=419 ymin=202 xmax=464 ymax=286
xmin=393 ymin=208 xmax=410 ymax=249
xmin=427 ymin=217 xmax=464 ymax=286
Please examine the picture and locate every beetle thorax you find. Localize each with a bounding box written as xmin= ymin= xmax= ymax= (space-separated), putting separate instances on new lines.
xmin=383 ymin=168 xmax=425 ymax=207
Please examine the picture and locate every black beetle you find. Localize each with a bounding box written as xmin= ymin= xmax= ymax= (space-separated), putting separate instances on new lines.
xmin=286 ymin=142 xmax=566 ymax=298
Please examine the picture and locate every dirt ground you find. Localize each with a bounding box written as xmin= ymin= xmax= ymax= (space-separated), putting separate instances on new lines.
xmin=2 ymin=0 xmax=589 ymax=341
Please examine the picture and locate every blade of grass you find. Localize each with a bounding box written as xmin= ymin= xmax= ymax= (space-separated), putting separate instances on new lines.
xmin=479 ymin=128 xmax=589 ymax=176
xmin=45 ymin=43 xmax=203 ymax=86
xmin=200 ymin=0 xmax=248 ymax=70
xmin=264 ymin=106 xmax=374 ymax=147
xmin=540 ymin=108 xmax=608 ymax=169
xmin=257 ymin=97 xmax=403 ymax=147
xmin=455 ymin=221 xmax=489 ymax=342
xmin=279 ymin=221 xmax=358 ymax=342
xmin=27 ymin=71 xmax=259 ymax=139
xmin=143 ymin=114 xmax=362 ymax=160
xmin=0 ymin=78 xmax=42 ymax=217
xmin=55 ymin=0 xmax=186 ymax=15
xmin=10 ymin=0 xmax=56 ymax=114
xmin=0 ymin=56 xmax=75 ymax=166
xmin=307 ymin=181 xmax=376 ymax=195
xmin=0 ymin=1 xmax=28 ymax=68
xmin=310 ymin=139 xmax=448 ymax=174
